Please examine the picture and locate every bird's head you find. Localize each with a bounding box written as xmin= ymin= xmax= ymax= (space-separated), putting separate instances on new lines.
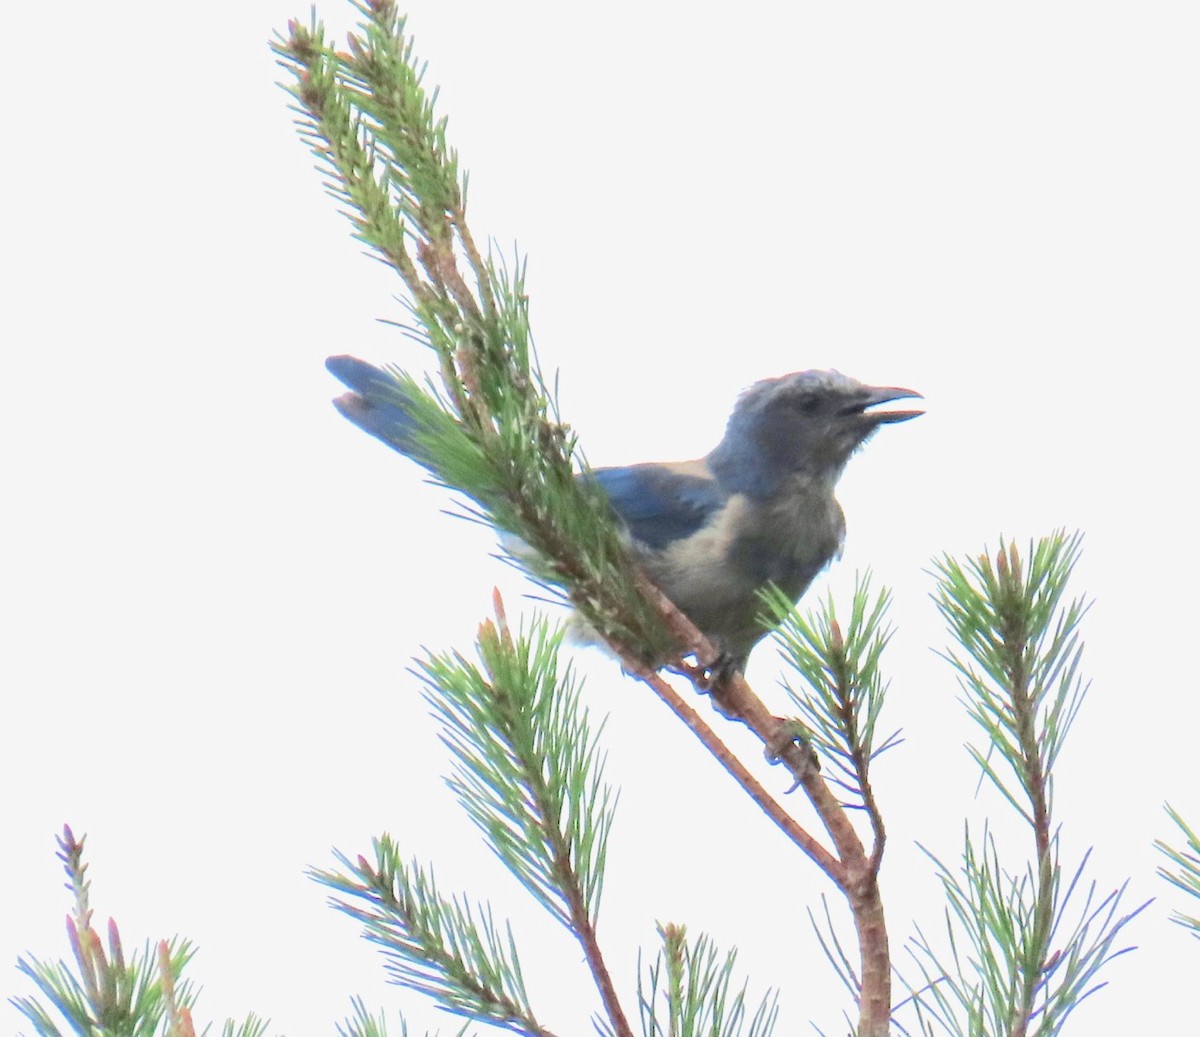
xmin=709 ymin=370 xmax=923 ymax=492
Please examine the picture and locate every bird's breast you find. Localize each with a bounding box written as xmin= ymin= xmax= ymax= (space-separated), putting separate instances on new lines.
xmin=639 ymin=486 xmax=844 ymax=605
xmin=730 ymin=489 xmax=844 ymax=594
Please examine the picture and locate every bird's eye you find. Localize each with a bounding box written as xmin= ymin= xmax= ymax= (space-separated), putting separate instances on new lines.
xmin=796 ymin=395 xmax=821 ymax=414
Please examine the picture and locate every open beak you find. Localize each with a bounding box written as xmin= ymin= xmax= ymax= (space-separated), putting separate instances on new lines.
xmin=856 ymin=385 xmax=924 ymax=425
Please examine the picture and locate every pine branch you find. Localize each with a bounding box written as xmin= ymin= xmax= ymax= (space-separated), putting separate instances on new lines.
xmin=313 ymin=837 xmax=555 ymax=1035
xmin=900 ymin=533 xmax=1146 ymax=1037
xmin=750 ymin=576 xmax=897 ymax=1032
xmin=415 ymin=592 xmax=630 ymax=1035
xmin=417 ymin=594 xmax=613 ymax=929
xmin=763 ymin=573 xmax=897 ymax=870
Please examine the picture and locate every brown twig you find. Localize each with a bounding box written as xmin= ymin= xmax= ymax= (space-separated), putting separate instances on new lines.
xmin=490 ymin=592 xmax=633 ymax=1037
xmin=827 ymin=625 xmax=888 ymax=879
xmin=996 ymin=544 xmax=1054 ymax=1037
xmin=453 ymin=210 xmax=498 ymax=321
xmin=621 ymin=573 xmax=893 ymax=1036
xmin=624 ymin=656 xmax=843 ymax=885
xmin=565 ymin=879 xmax=633 ymax=1037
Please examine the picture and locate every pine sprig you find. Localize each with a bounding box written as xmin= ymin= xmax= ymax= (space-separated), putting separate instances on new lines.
xmin=634 ymin=925 xmax=778 ymax=1037
xmin=898 ymin=533 xmax=1146 ymax=1037
xmin=762 ymin=573 xmax=899 ymax=809
xmin=931 ymin=531 xmax=1088 ymax=824
xmin=1156 ymin=804 xmax=1200 ymax=936
xmin=312 ymin=837 xmax=549 ymax=1034
xmin=906 ymin=830 xmax=1144 ymax=1036
xmin=416 ymin=599 xmax=614 ymax=929
xmin=314 ymin=596 xmax=629 ymax=1036
xmin=12 ymin=826 xmax=269 ymax=1037
xmin=335 ymin=997 xmax=393 ymax=1037
xmin=335 ymin=996 xmax=439 ymax=1037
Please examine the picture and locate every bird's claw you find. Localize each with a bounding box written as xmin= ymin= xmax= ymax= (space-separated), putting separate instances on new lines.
xmin=693 ymin=651 xmax=739 ymax=693
xmin=765 ymin=718 xmax=817 ymax=791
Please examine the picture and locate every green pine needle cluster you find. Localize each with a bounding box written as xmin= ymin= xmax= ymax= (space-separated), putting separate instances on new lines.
xmin=761 ymin=573 xmax=899 ymax=806
xmin=1156 ymin=804 xmax=1200 ymax=937
xmin=312 ymin=839 xmax=544 ymax=1031
xmin=900 ymin=532 xmax=1147 ymax=1037
xmin=336 ymin=996 xmax=420 ymax=1037
xmin=634 ymin=925 xmax=779 ymax=1037
xmin=311 ymin=599 xmax=631 ymax=1034
xmin=14 ymin=934 xmax=196 ymax=1037
xmin=12 ymin=827 xmax=270 ymax=1037
xmin=906 ymin=830 xmax=1142 ymax=1036
xmin=932 ymin=531 xmax=1088 ymax=823
xmin=417 ymin=608 xmax=615 ymax=929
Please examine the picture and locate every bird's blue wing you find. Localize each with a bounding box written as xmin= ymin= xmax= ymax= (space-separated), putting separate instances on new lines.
xmin=587 ymin=462 xmax=725 ymax=551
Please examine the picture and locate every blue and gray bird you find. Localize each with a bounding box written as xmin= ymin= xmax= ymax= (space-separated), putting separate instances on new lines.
xmin=326 ymin=357 xmax=922 ymax=670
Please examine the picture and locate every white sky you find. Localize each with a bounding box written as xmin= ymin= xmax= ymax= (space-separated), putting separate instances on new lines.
xmin=3 ymin=1 xmax=1198 ymax=1033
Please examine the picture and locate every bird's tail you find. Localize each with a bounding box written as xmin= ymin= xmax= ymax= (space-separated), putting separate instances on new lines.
xmin=326 ymin=355 xmax=434 ymax=468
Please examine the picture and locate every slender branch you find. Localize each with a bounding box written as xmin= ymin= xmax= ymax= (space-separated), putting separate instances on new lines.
xmin=825 ymin=617 xmax=888 ymax=877
xmin=624 ymin=658 xmax=843 ymax=885
xmin=995 ymin=545 xmax=1055 ymax=1037
xmin=452 ymin=210 xmax=498 ymax=321
xmin=635 ymin=576 xmax=819 ymax=784
xmin=564 ymin=880 xmax=632 ymax=1037
xmin=617 ymin=575 xmax=893 ymax=1035
xmin=417 ymin=239 xmax=483 ymax=326
xmin=488 ymin=596 xmax=633 ymax=1037
xmin=319 ymin=848 xmax=558 ymax=1036
xmin=862 ymin=782 xmax=887 ymax=880
xmin=787 ymin=765 xmax=889 ymax=1036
